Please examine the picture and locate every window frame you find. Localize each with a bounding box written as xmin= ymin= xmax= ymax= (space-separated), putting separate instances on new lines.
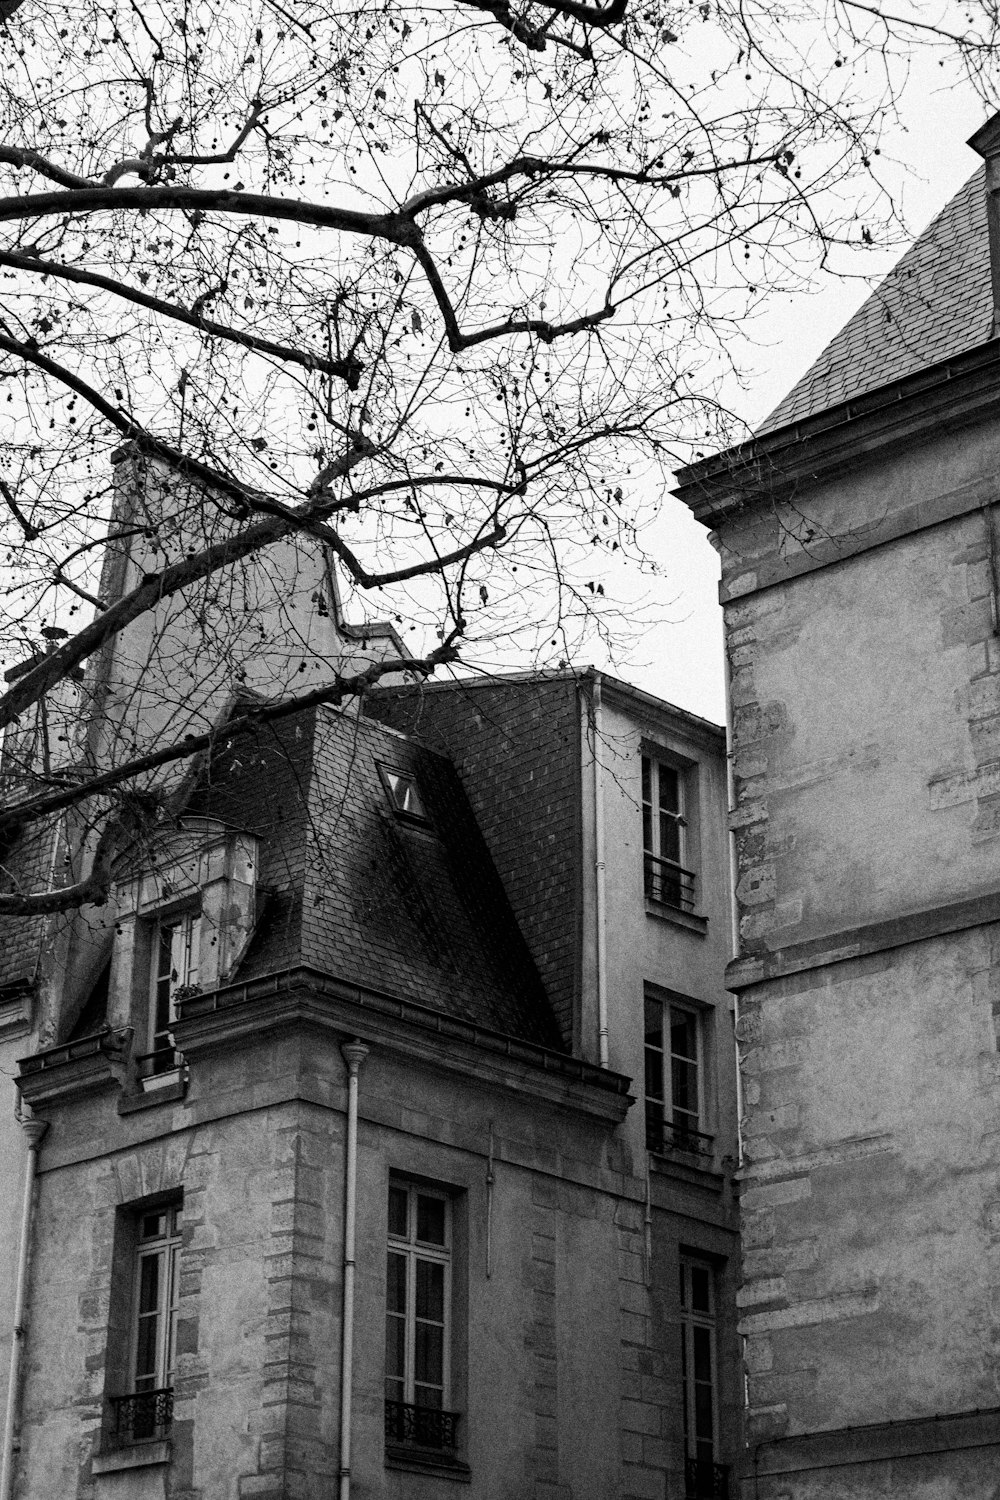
xmin=641 ymin=751 xmax=697 ymax=913
xmin=149 ymin=911 xmax=199 ymax=1054
xmin=679 ymin=1255 xmax=723 ymax=1495
xmin=644 ymin=991 xmax=714 ymax=1158
xmin=131 ymin=1203 xmax=183 ymax=1396
xmin=103 ymin=1196 xmax=183 ymax=1452
xmin=136 ymin=906 xmax=200 ymax=1086
xmin=384 ymin=1178 xmax=464 ymax=1460
xmin=377 ymin=762 xmax=431 ymax=826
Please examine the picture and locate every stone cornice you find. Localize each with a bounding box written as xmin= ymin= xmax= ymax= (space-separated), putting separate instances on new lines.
xmin=752 ymin=1403 xmax=1000 ymax=1476
xmin=673 ymin=338 xmax=1000 ymax=528
xmin=726 ymin=887 xmax=1000 ymax=992
xmin=175 ymin=966 xmax=633 ymax=1124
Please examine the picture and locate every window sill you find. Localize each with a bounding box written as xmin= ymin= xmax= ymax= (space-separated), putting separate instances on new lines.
xmin=644 ymin=899 xmax=708 ymax=935
xmin=385 ymin=1446 xmax=471 ymax=1482
xmin=117 ymin=1076 xmax=187 ymax=1115
xmin=649 ymin=1150 xmax=727 ymax=1191
xmin=92 ymin=1440 xmax=172 ymax=1474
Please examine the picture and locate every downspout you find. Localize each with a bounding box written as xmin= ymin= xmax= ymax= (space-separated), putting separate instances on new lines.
xmin=592 ymin=675 xmax=609 ymax=1069
xmin=722 ymin=619 xmax=745 ymax=1167
xmin=0 ymin=1116 xmax=48 ymax=1500
xmin=338 ymin=1039 xmax=369 ymax=1500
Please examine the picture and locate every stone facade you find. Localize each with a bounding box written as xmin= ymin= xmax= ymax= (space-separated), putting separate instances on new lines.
xmin=3 ymin=664 xmax=741 ymax=1500
xmin=675 ymin=118 xmax=1000 ymax=1500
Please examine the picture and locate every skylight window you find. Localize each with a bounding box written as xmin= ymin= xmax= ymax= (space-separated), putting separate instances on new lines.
xmin=380 ymin=766 xmax=429 ymax=822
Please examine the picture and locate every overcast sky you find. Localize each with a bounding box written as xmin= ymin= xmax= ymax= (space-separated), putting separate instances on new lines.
xmin=618 ymin=63 xmax=989 ymax=726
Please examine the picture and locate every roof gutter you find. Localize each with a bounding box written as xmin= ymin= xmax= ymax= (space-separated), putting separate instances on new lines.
xmin=673 ymin=337 xmax=1000 ymax=527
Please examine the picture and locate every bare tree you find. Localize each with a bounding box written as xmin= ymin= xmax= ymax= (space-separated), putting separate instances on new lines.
xmin=0 ymin=0 xmax=996 ymax=914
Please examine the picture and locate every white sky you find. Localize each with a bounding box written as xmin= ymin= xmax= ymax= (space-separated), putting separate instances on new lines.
xmin=614 ymin=63 xmax=989 ymax=725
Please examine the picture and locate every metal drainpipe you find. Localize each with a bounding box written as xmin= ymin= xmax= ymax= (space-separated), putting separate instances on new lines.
xmin=721 ymin=606 xmax=744 ymax=1166
xmin=592 ymin=676 xmax=609 ymax=1070
xmin=338 ymin=1039 xmax=369 ymax=1500
xmin=1 ymin=1116 xmax=48 ymax=1500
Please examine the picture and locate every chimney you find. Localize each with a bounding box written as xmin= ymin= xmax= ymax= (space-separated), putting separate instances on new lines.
xmin=968 ymin=110 xmax=1000 ymax=338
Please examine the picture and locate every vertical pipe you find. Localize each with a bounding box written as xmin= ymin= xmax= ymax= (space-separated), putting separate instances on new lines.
xmin=485 ymin=1122 xmax=495 ymax=1279
xmin=338 ymin=1039 xmax=369 ymax=1500
xmin=643 ymin=1156 xmax=653 ymax=1288
xmin=592 ymin=676 xmax=609 ymax=1069
xmin=721 ymin=600 xmax=744 ymax=1169
xmin=0 ymin=1117 xmax=48 ymax=1500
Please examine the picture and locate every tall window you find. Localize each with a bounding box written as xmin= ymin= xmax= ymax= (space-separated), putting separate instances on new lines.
xmin=148 ymin=914 xmax=198 ymax=1072
xmin=110 ymin=1203 xmax=182 ymax=1447
xmin=645 ymin=995 xmax=711 ymax=1156
xmin=641 ymin=755 xmax=694 ymax=911
xmin=680 ymin=1258 xmax=726 ymax=1500
xmin=385 ymin=1181 xmax=458 ymax=1453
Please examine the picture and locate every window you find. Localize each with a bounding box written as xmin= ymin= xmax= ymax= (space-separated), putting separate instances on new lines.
xmin=642 ymin=754 xmax=695 ymax=911
xmin=645 ymin=995 xmax=712 ymax=1157
xmin=378 ymin=765 xmax=429 ymax=823
xmin=143 ymin=913 xmax=198 ymax=1081
xmin=385 ymin=1182 xmax=459 ymax=1453
xmin=680 ymin=1258 xmax=728 ymax=1500
xmin=109 ymin=1203 xmax=181 ymax=1447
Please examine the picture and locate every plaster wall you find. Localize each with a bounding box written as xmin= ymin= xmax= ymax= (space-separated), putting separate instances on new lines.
xmin=580 ymin=690 xmax=736 ymax=1164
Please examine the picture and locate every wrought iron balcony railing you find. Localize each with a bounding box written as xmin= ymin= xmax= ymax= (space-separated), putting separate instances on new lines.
xmin=384 ymin=1399 xmax=460 ymax=1452
xmin=646 ymin=1118 xmax=716 ymax=1159
xmin=643 ymin=853 xmax=697 ymax=913
xmin=685 ymin=1458 xmax=730 ymax=1499
xmin=109 ymin=1387 xmax=174 ymax=1447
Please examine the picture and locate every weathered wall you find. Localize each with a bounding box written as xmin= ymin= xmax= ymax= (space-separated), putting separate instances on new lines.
xmin=716 ymin=417 xmax=1000 ymax=1494
xmin=15 ymin=1014 xmax=687 ymax=1500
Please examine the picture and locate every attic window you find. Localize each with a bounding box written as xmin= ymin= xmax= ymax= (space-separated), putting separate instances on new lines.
xmin=379 ymin=766 xmax=429 ymax=824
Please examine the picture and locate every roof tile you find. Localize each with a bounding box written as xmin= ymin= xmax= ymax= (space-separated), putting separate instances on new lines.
xmin=762 ymin=166 xmax=993 ymax=432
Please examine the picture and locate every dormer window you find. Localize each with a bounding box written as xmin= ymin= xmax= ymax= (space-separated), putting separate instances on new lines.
xmin=108 ymin=817 xmax=259 ymax=1099
xmin=147 ymin=912 xmax=199 ymax=1079
xmin=379 ymin=765 xmax=429 ymax=824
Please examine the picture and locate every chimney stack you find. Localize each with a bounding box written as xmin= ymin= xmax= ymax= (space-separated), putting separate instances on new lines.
xmin=968 ymin=110 xmax=1000 ymax=338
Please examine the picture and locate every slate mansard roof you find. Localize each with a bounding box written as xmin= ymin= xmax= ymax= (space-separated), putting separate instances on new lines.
xmin=762 ymin=165 xmax=993 ymax=433
xmin=192 ymin=704 xmax=562 ymax=1050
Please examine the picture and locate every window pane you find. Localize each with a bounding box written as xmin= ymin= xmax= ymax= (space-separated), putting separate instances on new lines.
xmin=138 ymin=1253 xmax=160 ymax=1314
xmin=644 ymin=997 xmax=662 ymax=1048
xmin=670 ymin=1009 xmax=697 ymax=1061
xmin=385 ymin=1313 xmax=406 ymax=1382
xmin=641 ymin=756 xmax=651 ymax=804
xmin=659 ymin=814 xmax=681 ymax=864
xmin=415 ymin=1319 xmax=444 ymax=1386
xmin=695 ymin=1383 xmax=714 ymax=1443
xmin=386 ymin=1251 xmax=407 ymax=1314
xmin=415 ymin=1259 xmax=444 ymax=1322
xmin=135 ymin=1313 xmax=159 ymax=1384
xmin=388 ymin=1186 xmax=408 ymax=1238
xmin=645 ymin=1048 xmax=663 ymax=1102
xmin=414 ymin=1383 xmax=443 ymax=1410
xmin=693 ymin=1325 xmax=713 ymax=1383
xmin=140 ymin=1212 xmax=166 ymax=1242
xmin=416 ymin=1195 xmax=446 ymax=1246
xmin=672 ymin=1064 xmax=698 ymax=1123
xmin=691 ymin=1265 xmax=712 ymax=1314
xmin=658 ymin=765 xmax=680 ymax=813
xmin=645 ymin=1099 xmax=664 ymax=1151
